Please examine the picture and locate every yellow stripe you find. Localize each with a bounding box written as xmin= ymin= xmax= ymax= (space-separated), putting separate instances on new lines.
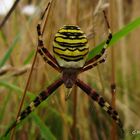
xmin=29 ymin=102 xmax=35 ymax=111
xmin=54 ymin=53 xmax=84 ymax=61
xmin=53 ymin=48 xmax=88 ymax=56
xmin=104 ymin=102 xmax=110 ymax=108
xmin=17 ymin=116 xmax=21 ymax=123
xmin=102 ymin=102 xmax=110 ymax=111
xmin=103 ymin=106 xmax=109 ymax=111
xmin=55 ymin=33 xmax=67 ymax=38
xmin=59 ymin=29 xmax=84 ymax=33
xmin=55 ymin=37 xmax=87 ymax=44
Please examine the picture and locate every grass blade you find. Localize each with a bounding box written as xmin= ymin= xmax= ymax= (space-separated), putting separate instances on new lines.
xmin=32 ymin=113 xmax=57 ymax=140
xmin=0 ymin=81 xmax=34 ymax=99
xmin=0 ymin=34 xmax=20 ymax=68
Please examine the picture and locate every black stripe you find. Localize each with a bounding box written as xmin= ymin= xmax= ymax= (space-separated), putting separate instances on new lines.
xmin=40 ymin=91 xmax=48 ymax=100
xmin=54 ymin=40 xmax=87 ymax=48
xmin=98 ymin=97 xmax=105 ymax=107
xmin=90 ymin=92 xmax=99 ymax=101
xmin=33 ymin=96 xmax=41 ymax=107
xmin=112 ymin=115 xmax=118 ymax=120
xmin=55 ymin=35 xmax=86 ymax=40
xmin=107 ymin=109 xmax=112 ymax=115
xmin=53 ymin=46 xmax=88 ymax=52
xmin=109 ymin=33 xmax=112 ymax=39
xmin=113 ymin=110 xmax=118 ymax=115
xmin=20 ymin=106 xmax=32 ymax=120
xmin=58 ymin=31 xmax=84 ymax=37
xmin=60 ymin=57 xmax=84 ymax=62
xmin=63 ymin=25 xmax=80 ymax=30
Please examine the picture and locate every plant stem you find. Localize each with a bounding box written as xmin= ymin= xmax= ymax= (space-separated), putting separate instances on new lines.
xmin=109 ymin=1 xmax=117 ymax=139
xmin=72 ymin=85 xmax=78 ymax=140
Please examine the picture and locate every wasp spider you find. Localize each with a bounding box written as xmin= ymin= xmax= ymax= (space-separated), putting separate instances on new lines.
xmin=3 ymin=2 xmax=124 ymax=137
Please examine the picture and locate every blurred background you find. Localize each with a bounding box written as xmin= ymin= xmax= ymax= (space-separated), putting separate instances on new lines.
xmin=0 ymin=0 xmax=140 ymax=140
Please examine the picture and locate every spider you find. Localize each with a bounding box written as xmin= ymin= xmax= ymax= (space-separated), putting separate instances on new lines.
xmin=3 ymin=1 xmax=124 ymax=137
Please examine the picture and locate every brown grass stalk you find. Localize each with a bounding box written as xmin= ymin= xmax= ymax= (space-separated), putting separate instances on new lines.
xmin=0 ymin=0 xmax=21 ymax=29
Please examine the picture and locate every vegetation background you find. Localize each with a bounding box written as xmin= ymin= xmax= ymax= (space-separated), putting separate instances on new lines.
xmin=0 ymin=0 xmax=140 ymax=140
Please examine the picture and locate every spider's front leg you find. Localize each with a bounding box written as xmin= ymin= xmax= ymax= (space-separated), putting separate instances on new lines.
xmin=81 ymin=57 xmax=106 ymax=72
xmin=76 ymin=79 xmax=124 ymax=134
xmin=3 ymin=78 xmax=63 ymax=137
xmin=36 ymin=2 xmax=61 ymax=72
xmin=85 ymin=10 xmax=112 ymax=66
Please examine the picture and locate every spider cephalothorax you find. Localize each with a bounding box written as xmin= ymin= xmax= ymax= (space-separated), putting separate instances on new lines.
xmin=3 ymin=2 xmax=124 ymax=138
xmin=62 ymin=68 xmax=79 ymax=88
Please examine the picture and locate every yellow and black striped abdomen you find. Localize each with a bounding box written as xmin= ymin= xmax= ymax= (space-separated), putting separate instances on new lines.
xmin=53 ymin=25 xmax=89 ymax=68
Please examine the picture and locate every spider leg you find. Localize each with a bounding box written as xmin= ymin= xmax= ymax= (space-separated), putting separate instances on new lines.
xmin=3 ymin=78 xmax=63 ymax=137
xmin=37 ymin=40 xmax=61 ymax=72
xmin=76 ymin=79 xmax=124 ymax=132
xmin=85 ymin=10 xmax=112 ymax=66
xmin=36 ymin=2 xmax=61 ymax=72
xmin=81 ymin=57 xmax=106 ymax=72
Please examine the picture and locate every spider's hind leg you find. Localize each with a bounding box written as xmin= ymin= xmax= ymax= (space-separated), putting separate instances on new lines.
xmin=76 ymin=79 xmax=124 ymax=134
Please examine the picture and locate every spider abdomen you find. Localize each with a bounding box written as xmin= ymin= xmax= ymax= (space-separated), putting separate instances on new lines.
xmin=53 ymin=25 xmax=89 ymax=68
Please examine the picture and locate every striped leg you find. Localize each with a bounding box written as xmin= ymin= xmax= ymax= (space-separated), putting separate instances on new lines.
xmin=37 ymin=41 xmax=61 ymax=72
xmin=36 ymin=2 xmax=60 ymax=72
xmin=3 ymin=78 xmax=63 ymax=137
xmin=81 ymin=57 xmax=106 ymax=72
xmin=85 ymin=10 xmax=112 ymax=66
xmin=76 ymin=79 xmax=124 ymax=132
